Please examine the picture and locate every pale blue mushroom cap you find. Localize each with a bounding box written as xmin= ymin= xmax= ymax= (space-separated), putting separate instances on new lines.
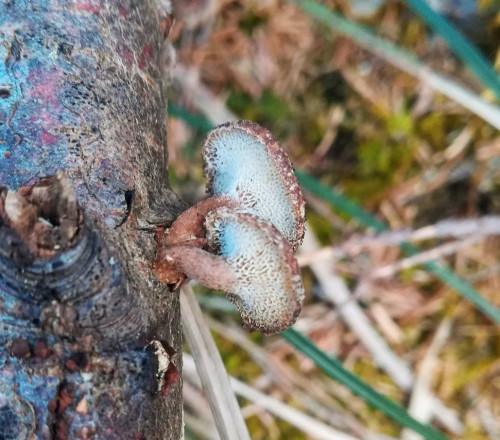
xmin=205 ymin=208 xmax=304 ymax=334
xmin=203 ymin=121 xmax=305 ymax=251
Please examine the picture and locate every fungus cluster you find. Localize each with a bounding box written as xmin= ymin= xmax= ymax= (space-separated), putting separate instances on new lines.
xmin=155 ymin=121 xmax=305 ymax=334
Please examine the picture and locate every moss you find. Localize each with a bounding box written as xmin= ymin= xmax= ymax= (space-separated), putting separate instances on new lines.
xmin=239 ymin=8 xmax=267 ymax=36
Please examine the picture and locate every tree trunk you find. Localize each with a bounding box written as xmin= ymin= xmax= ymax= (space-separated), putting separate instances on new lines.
xmin=0 ymin=1 xmax=184 ymax=438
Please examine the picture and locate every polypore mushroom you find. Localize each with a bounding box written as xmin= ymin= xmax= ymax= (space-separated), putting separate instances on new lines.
xmin=203 ymin=120 xmax=305 ymax=251
xmin=160 ymin=208 xmax=304 ymax=334
xmin=154 ymin=120 xmax=305 ymax=287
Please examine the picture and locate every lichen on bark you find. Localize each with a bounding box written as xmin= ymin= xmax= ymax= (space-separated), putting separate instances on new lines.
xmin=0 ymin=1 xmax=184 ymax=438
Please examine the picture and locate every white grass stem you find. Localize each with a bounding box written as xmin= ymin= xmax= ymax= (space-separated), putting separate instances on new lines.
xmin=180 ymin=285 xmax=250 ymax=440
xmin=183 ymin=353 xmax=360 ymax=440
xmin=300 ymin=229 xmax=462 ymax=433
xmin=402 ymin=319 xmax=455 ymax=440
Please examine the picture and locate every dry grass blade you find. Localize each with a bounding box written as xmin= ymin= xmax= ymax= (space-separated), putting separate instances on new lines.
xmin=206 ymin=317 xmax=399 ymax=440
xmin=289 ymin=0 xmax=500 ymax=131
xmin=183 ymin=380 xmax=218 ymax=436
xmin=183 ymin=353 xmax=361 ymax=440
xmin=338 ymin=216 xmax=500 ymax=250
xmin=369 ymin=235 xmax=484 ymax=279
xmin=475 ymin=400 xmax=500 ymax=439
xmin=402 ymin=318 xmax=453 ymax=440
xmin=174 ymin=65 xmax=238 ymax=124
xmin=299 ymin=234 xmax=488 ymax=270
xmin=301 ymin=229 xmax=413 ymax=389
xmin=300 ymin=228 xmax=462 ymax=433
xmin=180 ymin=284 xmax=251 ymax=440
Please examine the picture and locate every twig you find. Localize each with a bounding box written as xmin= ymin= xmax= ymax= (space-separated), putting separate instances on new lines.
xmin=296 ymin=216 xmax=500 ymax=267
xmin=403 ymin=217 xmax=500 ymax=242
xmin=180 ymin=285 xmax=251 ymax=440
xmin=369 ymin=303 xmax=405 ymax=345
xmin=369 ymin=235 xmax=484 ymax=279
xmin=207 ymin=317 xmax=398 ymax=440
xmin=183 ymin=353 xmax=362 ymax=440
xmin=287 ymin=0 xmax=500 ymax=131
xmin=300 ymin=229 xmax=462 ymax=433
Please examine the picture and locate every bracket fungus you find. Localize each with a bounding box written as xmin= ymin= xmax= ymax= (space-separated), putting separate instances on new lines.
xmin=154 ymin=121 xmax=306 ymax=334
xmin=162 ymin=209 xmax=304 ymax=334
xmin=203 ymin=120 xmax=305 ymax=250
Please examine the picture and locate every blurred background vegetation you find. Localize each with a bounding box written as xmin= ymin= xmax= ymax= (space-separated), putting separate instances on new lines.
xmin=166 ymin=1 xmax=500 ymax=438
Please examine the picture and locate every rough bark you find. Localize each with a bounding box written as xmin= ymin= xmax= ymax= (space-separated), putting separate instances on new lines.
xmin=0 ymin=1 xmax=184 ymax=439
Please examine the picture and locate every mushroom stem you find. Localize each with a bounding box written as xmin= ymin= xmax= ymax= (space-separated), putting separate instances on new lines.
xmin=160 ymin=245 xmax=238 ymax=292
xmin=161 ymin=208 xmax=305 ymax=334
xmin=164 ymin=195 xmax=237 ymax=246
xmin=154 ymin=195 xmax=237 ymax=286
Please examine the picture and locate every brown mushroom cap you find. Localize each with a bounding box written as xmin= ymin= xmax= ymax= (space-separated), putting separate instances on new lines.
xmin=203 ymin=120 xmax=305 ymax=251
xmin=205 ymin=208 xmax=304 ymax=334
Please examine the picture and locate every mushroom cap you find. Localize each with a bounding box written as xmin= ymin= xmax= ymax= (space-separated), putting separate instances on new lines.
xmin=203 ymin=120 xmax=305 ymax=251
xmin=205 ymin=208 xmax=304 ymax=334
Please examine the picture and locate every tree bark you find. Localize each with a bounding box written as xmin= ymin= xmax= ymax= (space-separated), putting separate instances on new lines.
xmin=0 ymin=1 xmax=184 ymax=439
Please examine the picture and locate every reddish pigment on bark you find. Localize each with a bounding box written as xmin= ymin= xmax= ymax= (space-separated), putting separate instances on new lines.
xmin=33 ymin=340 xmax=51 ymax=359
xmin=29 ymin=68 xmax=64 ymax=105
xmin=0 ymin=1 xmax=183 ymax=438
xmin=118 ymin=6 xmax=129 ymax=17
xmin=161 ymin=363 xmax=180 ymax=397
xmin=75 ymin=1 xmax=100 ymax=13
xmin=40 ymin=131 xmax=59 ymax=146
xmin=65 ymin=353 xmax=88 ymax=372
xmin=139 ymin=44 xmax=154 ymax=70
xmin=54 ymin=420 xmax=70 ymax=440
xmin=48 ymin=381 xmax=75 ymax=415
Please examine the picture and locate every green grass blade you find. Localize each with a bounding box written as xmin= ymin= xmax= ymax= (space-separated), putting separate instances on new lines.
xmin=282 ymin=328 xmax=448 ymax=440
xmin=285 ymin=0 xmax=500 ymax=131
xmin=169 ymin=107 xmax=500 ymax=325
xmin=288 ymin=0 xmax=500 ymax=100
xmin=196 ymin=292 xmax=449 ymax=439
xmin=296 ymin=170 xmax=500 ymax=325
xmin=168 ymin=104 xmax=214 ymax=132
xmin=287 ymin=0 xmax=419 ymax=68
xmin=295 ymin=170 xmax=386 ymax=232
xmin=403 ymin=0 xmax=500 ymax=100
